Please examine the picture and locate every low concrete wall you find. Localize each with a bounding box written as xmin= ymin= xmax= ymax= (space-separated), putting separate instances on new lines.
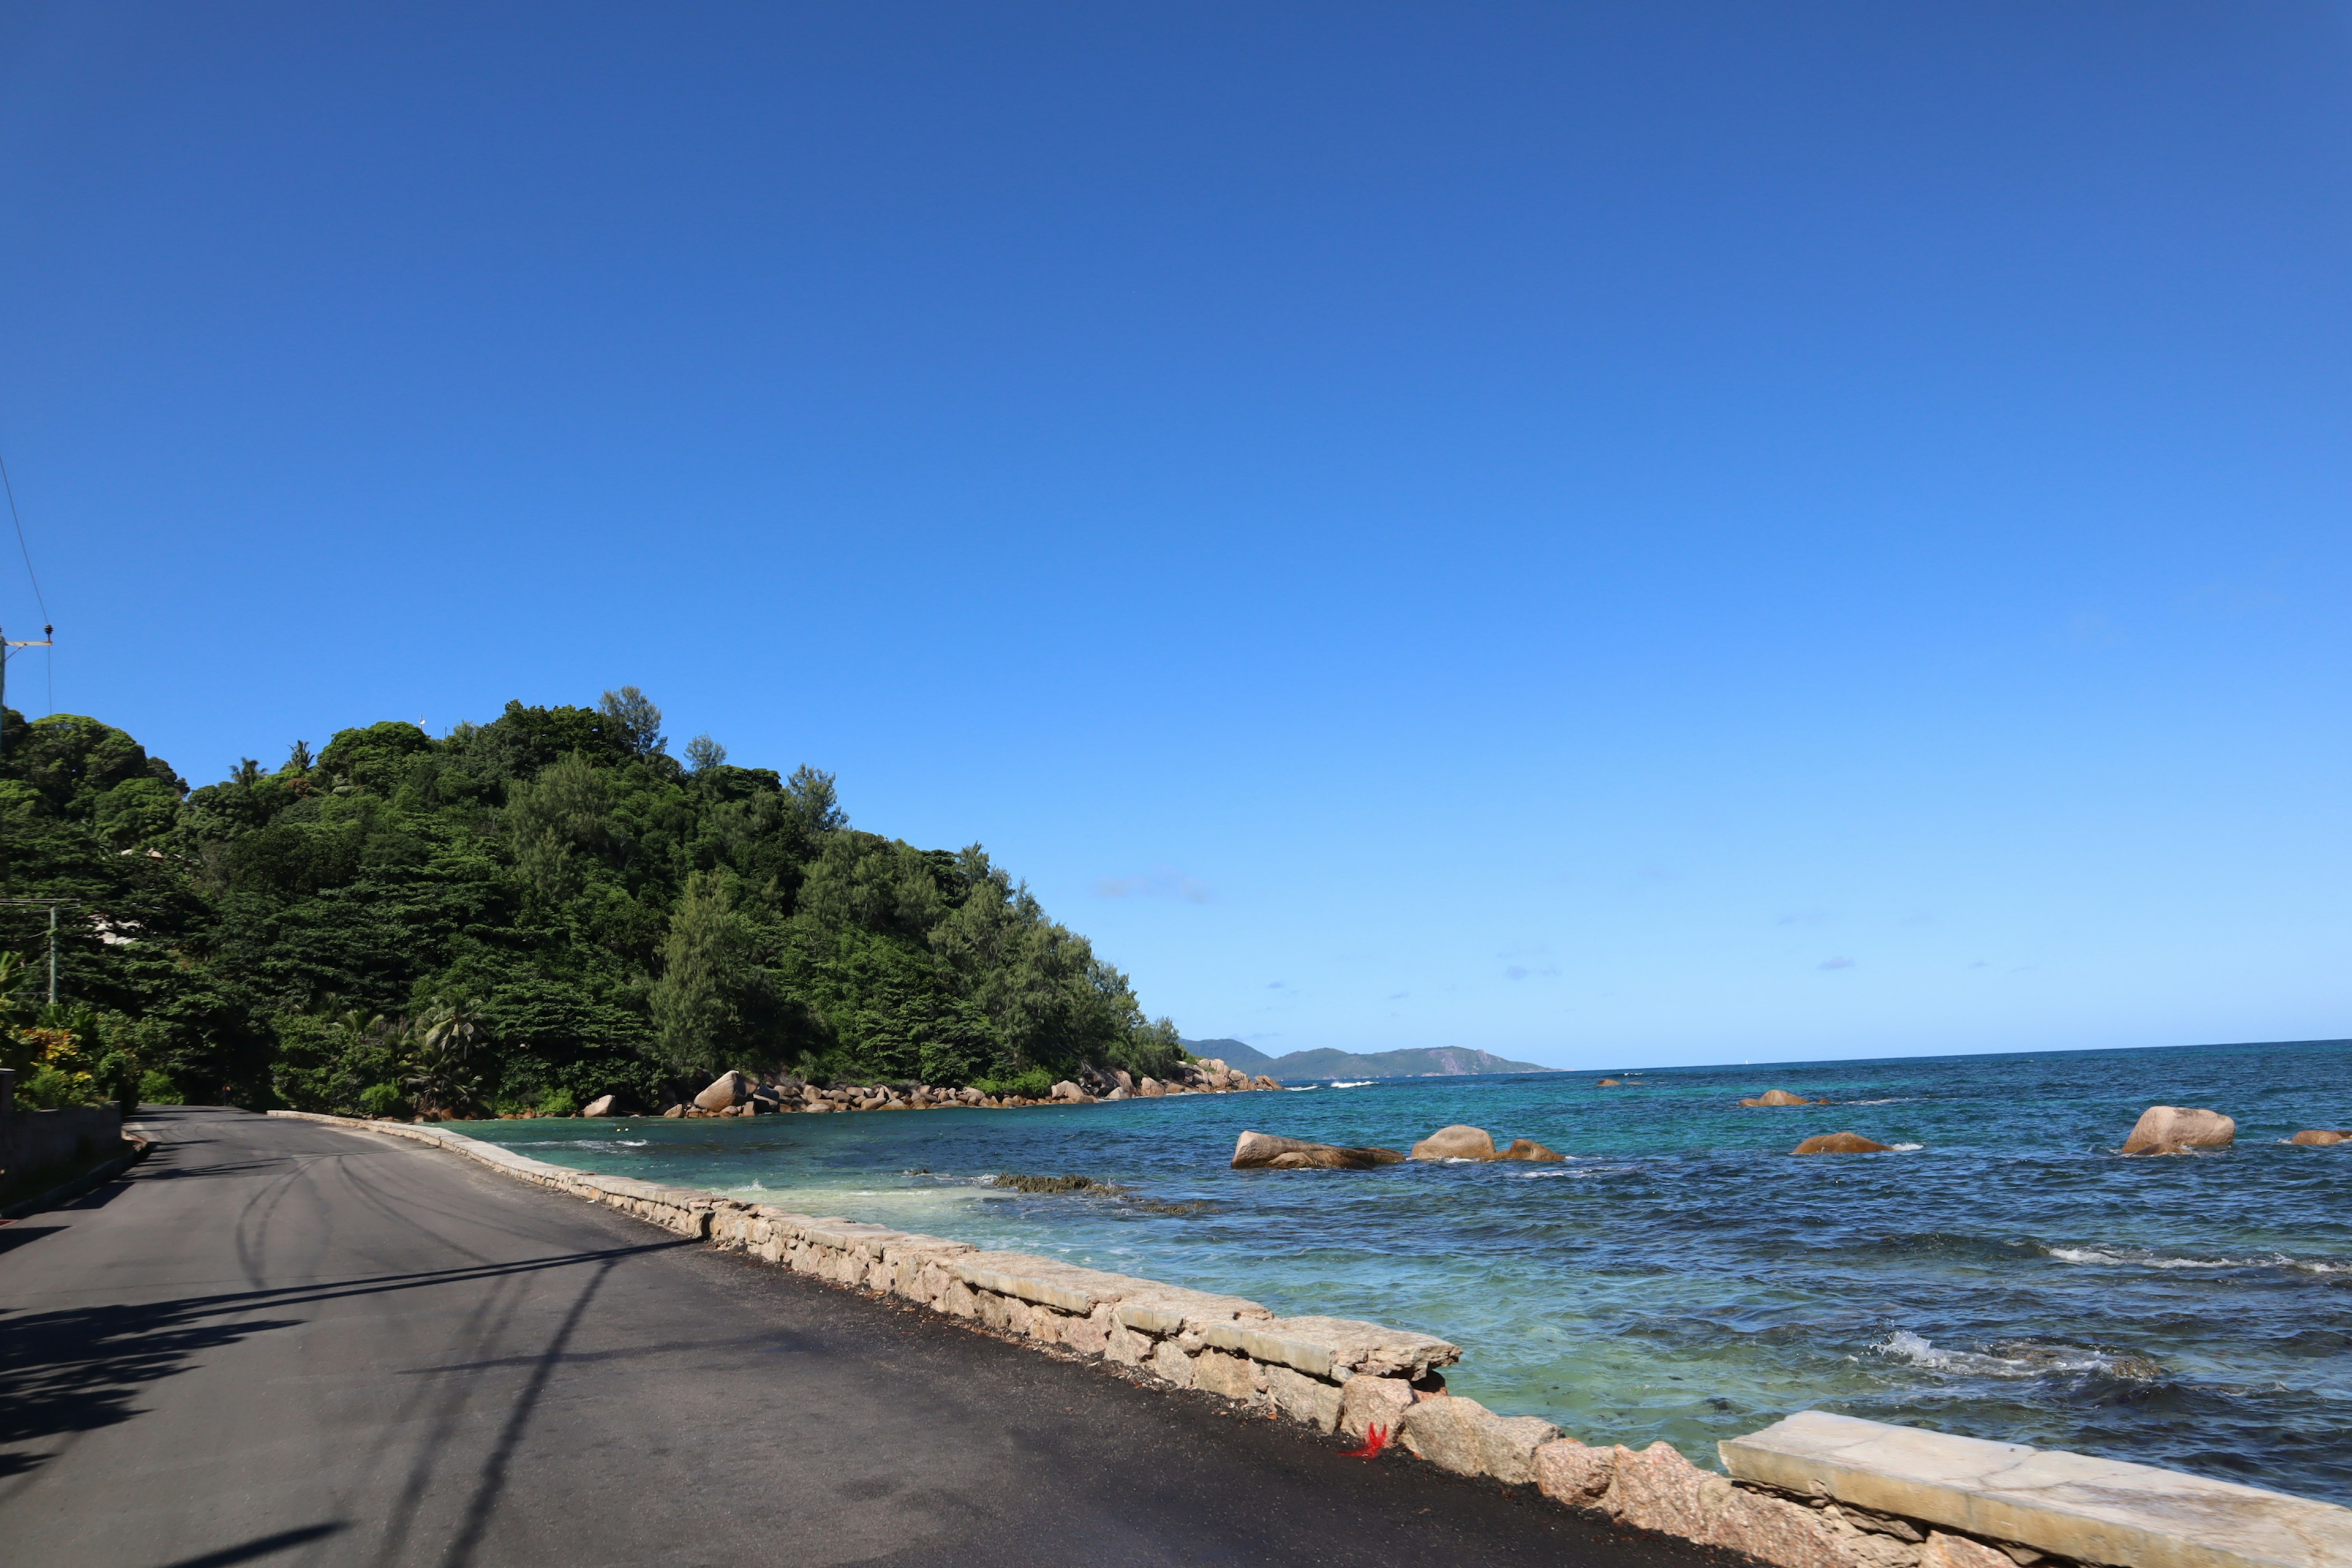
xmin=263 ymin=1111 xmax=2352 ymax=1568
xmin=1 ymin=1101 xmax=123 ymax=1180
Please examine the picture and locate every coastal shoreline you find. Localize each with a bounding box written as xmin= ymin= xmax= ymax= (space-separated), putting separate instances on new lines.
xmin=266 ymin=1107 xmax=2352 ymax=1568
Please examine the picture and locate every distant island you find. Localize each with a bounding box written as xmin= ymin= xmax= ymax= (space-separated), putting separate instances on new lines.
xmin=1180 ymin=1038 xmax=1556 ymax=1080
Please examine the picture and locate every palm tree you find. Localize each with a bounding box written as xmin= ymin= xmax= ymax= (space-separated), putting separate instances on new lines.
xmin=402 ymin=1000 xmax=486 ymax=1118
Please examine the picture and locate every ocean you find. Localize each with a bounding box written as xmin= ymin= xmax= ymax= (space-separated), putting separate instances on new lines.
xmin=458 ymin=1038 xmax=2352 ymax=1502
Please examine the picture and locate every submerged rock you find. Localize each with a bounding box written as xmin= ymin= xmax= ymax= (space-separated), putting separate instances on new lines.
xmin=1597 ymin=1078 xmax=1623 ymax=1087
xmin=1494 ymin=1138 xmax=1566 ymax=1163
xmin=1410 ymin=1125 xmax=1498 ymax=1161
xmin=2119 ymin=1105 xmax=2235 ymax=1155
xmin=1231 ymin=1131 xmax=1406 ymax=1170
xmin=2289 ymin=1129 xmax=2351 ymax=1147
xmin=1741 ymin=1089 xmax=1813 ymax=1107
xmin=1793 ymin=1132 xmax=1895 ymax=1155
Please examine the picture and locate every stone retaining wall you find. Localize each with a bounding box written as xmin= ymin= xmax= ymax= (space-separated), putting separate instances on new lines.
xmin=263 ymin=1110 xmax=2352 ymax=1568
xmin=1 ymin=1101 xmax=123 ymax=1182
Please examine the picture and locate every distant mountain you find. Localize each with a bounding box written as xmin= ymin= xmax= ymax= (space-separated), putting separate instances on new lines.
xmin=1180 ymin=1039 xmax=1554 ymax=1080
xmin=1178 ymin=1038 xmax=1281 ymax=1073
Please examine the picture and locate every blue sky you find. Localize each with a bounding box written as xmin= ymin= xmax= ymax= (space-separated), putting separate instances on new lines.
xmin=1 ymin=4 xmax=2346 ymax=1068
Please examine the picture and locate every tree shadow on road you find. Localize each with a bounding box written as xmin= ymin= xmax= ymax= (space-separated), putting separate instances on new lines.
xmin=0 ymin=1240 xmax=688 ymax=1481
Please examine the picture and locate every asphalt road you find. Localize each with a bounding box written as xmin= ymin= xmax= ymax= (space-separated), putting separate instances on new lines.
xmin=1 ymin=1105 xmax=1727 ymax=1568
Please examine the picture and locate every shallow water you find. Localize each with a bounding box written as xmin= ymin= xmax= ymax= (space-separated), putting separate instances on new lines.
xmin=458 ymin=1039 xmax=2352 ymax=1501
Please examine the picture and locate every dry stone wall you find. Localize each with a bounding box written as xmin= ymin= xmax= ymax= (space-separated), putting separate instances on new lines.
xmin=263 ymin=1111 xmax=2352 ymax=1568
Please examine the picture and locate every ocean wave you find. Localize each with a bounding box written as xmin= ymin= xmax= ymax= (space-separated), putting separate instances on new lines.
xmin=2047 ymin=1244 xmax=2350 ymax=1275
xmin=1282 ymin=1085 xmax=1318 ymax=1091
xmin=1328 ymin=1080 xmax=1374 ymax=1088
xmin=1886 ymin=1142 xmax=1924 ymax=1152
xmin=1873 ymin=1330 xmax=2160 ymax=1382
xmin=570 ymin=1139 xmax=649 ymax=1151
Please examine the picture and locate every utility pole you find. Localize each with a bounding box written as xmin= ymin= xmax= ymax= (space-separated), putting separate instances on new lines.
xmin=0 ymin=622 xmax=53 ymax=894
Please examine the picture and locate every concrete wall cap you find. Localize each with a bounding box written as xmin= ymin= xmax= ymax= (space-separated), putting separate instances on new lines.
xmin=1720 ymin=1411 xmax=2352 ymax=1568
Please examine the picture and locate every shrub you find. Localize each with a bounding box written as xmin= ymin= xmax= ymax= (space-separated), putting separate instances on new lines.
xmin=139 ymin=1069 xmax=185 ymax=1105
xmin=358 ymin=1082 xmax=410 ymax=1119
xmin=537 ymin=1087 xmax=579 ymax=1117
xmin=971 ymin=1066 xmax=1057 ymax=1099
xmin=20 ymin=1064 xmax=94 ymax=1109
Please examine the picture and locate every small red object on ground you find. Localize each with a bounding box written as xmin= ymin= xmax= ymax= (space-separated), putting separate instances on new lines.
xmin=1339 ymin=1423 xmax=1389 ymax=1459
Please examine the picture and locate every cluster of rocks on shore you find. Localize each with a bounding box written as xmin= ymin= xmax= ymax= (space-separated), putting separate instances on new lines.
xmin=578 ymin=1057 xmax=1281 ymax=1120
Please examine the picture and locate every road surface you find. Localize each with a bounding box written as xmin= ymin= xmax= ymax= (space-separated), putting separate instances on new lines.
xmin=1 ymin=1104 xmax=1725 ymax=1568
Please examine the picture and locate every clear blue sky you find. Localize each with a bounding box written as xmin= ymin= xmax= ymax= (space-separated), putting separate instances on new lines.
xmin=2 ymin=4 xmax=2346 ymax=1069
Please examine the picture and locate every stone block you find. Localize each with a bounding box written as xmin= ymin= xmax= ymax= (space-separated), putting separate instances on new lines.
xmin=1266 ymin=1365 xmax=1344 ymax=1433
xmin=1708 ymin=1488 xmax=1872 ymax=1568
xmin=1194 ymin=1349 xmax=1261 ymax=1401
xmin=1340 ymin=1375 xmax=1416 ymax=1442
xmin=1238 ymin=1315 xmax=1460 ymax=1381
xmin=1924 ymin=1534 xmax=2018 ymax=1568
xmin=1061 ymin=1311 xmax=1109 ymax=1357
xmin=1536 ymin=1438 xmax=1620 ymax=1506
xmin=1149 ymin=1340 xmax=1196 ymax=1389
xmin=1721 ymin=1411 xmax=2352 ymax=1568
xmin=1398 ymin=1395 xmax=1559 ymax=1485
xmin=1608 ymin=1441 xmax=1738 ymax=1539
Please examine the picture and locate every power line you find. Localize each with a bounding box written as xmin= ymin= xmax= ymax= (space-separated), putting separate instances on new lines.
xmin=0 ymin=444 xmax=54 ymax=716
xmin=0 ymin=445 xmax=50 ymax=626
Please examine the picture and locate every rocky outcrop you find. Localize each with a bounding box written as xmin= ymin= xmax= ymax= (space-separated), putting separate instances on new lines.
xmin=694 ymin=1071 xmax=753 ymax=1112
xmin=580 ymin=1094 xmax=623 ymax=1117
xmin=1231 ymin=1131 xmax=1408 ymax=1170
xmin=1794 ymin=1133 xmax=1895 ymax=1155
xmin=1598 ymin=1078 xmax=1623 ymax=1087
xmin=1410 ymin=1125 xmax=1498 ymax=1161
xmin=1494 ymin=1138 xmax=1566 ymax=1163
xmin=2120 ymin=1106 xmax=2235 ymax=1156
xmin=1742 ymin=1089 xmax=1813 ymax=1107
xmin=2288 ymin=1129 xmax=2349 ymax=1148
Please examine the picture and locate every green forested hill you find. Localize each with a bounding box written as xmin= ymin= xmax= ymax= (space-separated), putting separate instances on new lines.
xmin=0 ymin=688 xmax=1182 ymax=1114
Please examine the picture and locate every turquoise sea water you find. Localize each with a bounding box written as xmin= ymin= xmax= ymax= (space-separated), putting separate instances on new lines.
xmin=458 ymin=1039 xmax=2352 ymax=1502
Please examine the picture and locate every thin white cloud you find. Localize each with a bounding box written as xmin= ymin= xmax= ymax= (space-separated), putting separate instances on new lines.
xmin=1094 ymin=865 xmax=1211 ymax=903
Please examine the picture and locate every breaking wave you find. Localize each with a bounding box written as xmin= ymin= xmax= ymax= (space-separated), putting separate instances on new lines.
xmin=1873 ymin=1330 xmax=2161 ymax=1382
xmin=2046 ymin=1245 xmax=2350 ymax=1275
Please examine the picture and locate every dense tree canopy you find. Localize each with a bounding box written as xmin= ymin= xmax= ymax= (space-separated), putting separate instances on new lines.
xmin=0 ymin=688 xmax=1182 ymax=1114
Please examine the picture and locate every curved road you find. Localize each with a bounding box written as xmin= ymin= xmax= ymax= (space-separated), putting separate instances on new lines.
xmin=0 ymin=1106 xmax=1723 ymax=1568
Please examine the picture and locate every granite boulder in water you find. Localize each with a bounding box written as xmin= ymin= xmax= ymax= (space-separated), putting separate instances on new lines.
xmin=1740 ymin=1089 xmax=1813 ymax=1106
xmin=2288 ymin=1129 xmax=2350 ymax=1147
xmin=1231 ymin=1131 xmax=1405 ymax=1170
xmin=1410 ymin=1124 xmax=1498 ymax=1161
xmin=1494 ymin=1138 xmax=1566 ymax=1163
xmin=2119 ymin=1106 xmax=2234 ymax=1155
xmin=1793 ymin=1132 xmax=1894 ymax=1155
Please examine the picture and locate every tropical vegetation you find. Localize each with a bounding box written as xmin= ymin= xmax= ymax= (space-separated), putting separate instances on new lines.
xmin=0 ymin=689 xmax=1183 ymax=1116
